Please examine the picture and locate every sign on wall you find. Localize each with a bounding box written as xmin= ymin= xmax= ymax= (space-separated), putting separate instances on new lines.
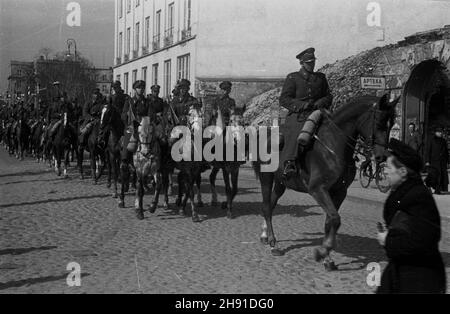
xmin=360 ymin=76 xmax=386 ymax=89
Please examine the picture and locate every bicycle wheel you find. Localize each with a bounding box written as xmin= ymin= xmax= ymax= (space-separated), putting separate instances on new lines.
xmin=359 ymin=161 xmax=372 ymax=188
xmin=376 ymin=163 xmax=391 ymax=193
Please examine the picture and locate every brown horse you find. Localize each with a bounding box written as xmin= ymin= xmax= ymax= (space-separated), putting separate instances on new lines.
xmin=252 ymin=94 xmax=398 ymax=270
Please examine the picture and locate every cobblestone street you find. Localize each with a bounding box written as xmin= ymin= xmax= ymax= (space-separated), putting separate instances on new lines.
xmin=1 ymin=148 xmax=449 ymax=294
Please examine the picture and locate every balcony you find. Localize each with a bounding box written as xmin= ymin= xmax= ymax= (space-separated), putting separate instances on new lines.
xmin=124 ymin=54 xmax=129 ymax=62
xmin=132 ymin=50 xmax=138 ymax=59
xmin=142 ymin=46 xmax=149 ymax=55
xmin=116 ymin=57 xmax=122 ymax=66
xmin=181 ymin=28 xmax=192 ymax=41
xmin=164 ymin=29 xmax=174 ymax=47
xmin=152 ymin=36 xmax=160 ymax=51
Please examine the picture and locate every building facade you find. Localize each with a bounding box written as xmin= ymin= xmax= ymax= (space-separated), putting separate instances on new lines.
xmin=90 ymin=67 xmax=114 ymax=96
xmin=113 ymin=0 xmax=450 ymax=106
xmin=7 ymin=61 xmax=34 ymax=101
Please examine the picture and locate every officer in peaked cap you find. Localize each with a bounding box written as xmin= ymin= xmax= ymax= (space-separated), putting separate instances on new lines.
xmin=148 ymin=84 xmax=167 ymax=124
xmin=279 ymin=47 xmax=333 ymax=179
xmin=133 ymin=80 xmax=146 ymax=90
xmin=211 ymin=81 xmax=236 ymax=126
xmin=169 ymin=78 xmax=199 ymax=126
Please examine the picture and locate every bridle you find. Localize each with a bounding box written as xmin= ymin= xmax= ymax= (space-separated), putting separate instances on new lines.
xmin=321 ymin=105 xmax=388 ymax=157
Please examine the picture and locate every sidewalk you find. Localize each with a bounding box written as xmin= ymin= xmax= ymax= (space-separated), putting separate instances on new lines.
xmin=347 ymin=180 xmax=450 ymax=219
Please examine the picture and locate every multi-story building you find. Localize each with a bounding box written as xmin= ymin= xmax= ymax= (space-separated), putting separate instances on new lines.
xmin=114 ymin=0 xmax=450 ymax=105
xmin=7 ymin=61 xmax=34 ymax=101
xmin=90 ymin=67 xmax=114 ymax=96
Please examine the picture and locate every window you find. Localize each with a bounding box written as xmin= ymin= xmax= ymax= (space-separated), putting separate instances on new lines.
xmin=102 ymin=74 xmax=107 ymax=81
xmin=145 ymin=17 xmax=150 ymax=47
xmin=152 ymin=63 xmax=159 ymax=86
xmin=135 ymin=22 xmax=140 ymax=52
xmin=126 ymin=27 xmax=131 ymax=54
xmin=119 ymin=0 xmax=123 ymax=18
xmin=127 ymin=0 xmax=131 ymax=13
xmin=164 ymin=60 xmax=171 ymax=97
xmin=167 ymin=3 xmax=174 ymax=37
xmin=184 ymin=0 xmax=191 ymax=30
xmin=132 ymin=70 xmax=138 ymax=86
xmin=135 ymin=0 xmax=140 ymax=7
xmin=177 ymin=54 xmax=190 ymax=81
xmin=102 ymin=85 xmax=107 ymax=93
xmin=142 ymin=67 xmax=147 ymax=83
xmin=124 ymin=72 xmax=129 ymax=94
xmin=155 ymin=10 xmax=161 ymax=38
xmin=118 ymin=32 xmax=123 ymax=57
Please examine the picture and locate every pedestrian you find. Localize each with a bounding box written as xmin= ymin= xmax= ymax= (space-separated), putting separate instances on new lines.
xmin=405 ymin=122 xmax=422 ymax=152
xmin=425 ymin=127 xmax=449 ymax=194
xmin=279 ymin=47 xmax=333 ymax=179
xmin=376 ymin=138 xmax=446 ymax=294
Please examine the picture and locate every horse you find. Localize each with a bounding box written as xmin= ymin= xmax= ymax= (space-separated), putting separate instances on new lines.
xmin=99 ymin=103 xmax=124 ymax=199
xmin=77 ymin=117 xmax=106 ymax=183
xmin=52 ymin=113 xmax=78 ymax=177
xmin=252 ymin=94 xmax=398 ymax=270
xmin=209 ymin=106 xmax=247 ymax=219
xmin=133 ymin=116 xmax=165 ymax=220
xmin=14 ymin=118 xmax=31 ymax=160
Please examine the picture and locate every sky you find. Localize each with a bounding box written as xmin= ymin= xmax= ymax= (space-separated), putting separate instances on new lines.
xmin=0 ymin=0 xmax=115 ymax=92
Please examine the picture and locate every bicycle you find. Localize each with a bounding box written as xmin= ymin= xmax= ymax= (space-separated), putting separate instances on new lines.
xmin=359 ymin=157 xmax=391 ymax=193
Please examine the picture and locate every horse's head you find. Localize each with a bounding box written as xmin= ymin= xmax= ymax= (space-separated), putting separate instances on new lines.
xmin=357 ymin=94 xmax=398 ymax=162
xmin=138 ymin=116 xmax=155 ymax=156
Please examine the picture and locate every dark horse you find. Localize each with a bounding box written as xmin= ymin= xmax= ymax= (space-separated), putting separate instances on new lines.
xmin=77 ymin=118 xmax=106 ymax=183
xmin=252 ymin=94 xmax=398 ymax=270
xmin=15 ymin=119 xmax=31 ymax=160
xmin=99 ymin=103 xmax=124 ymax=199
xmin=53 ymin=113 xmax=78 ymax=177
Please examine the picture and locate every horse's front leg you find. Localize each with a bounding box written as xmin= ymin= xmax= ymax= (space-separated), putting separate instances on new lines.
xmin=149 ymin=172 xmax=161 ymax=213
xmin=119 ymin=160 xmax=129 ymax=208
xmin=209 ymin=166 xmax=219 ymax=206
xmin=195 ymin=172 xmax=203 ymax=207
xmin=310 ymin=186 xmax=342 ymax=271
xmin=135 ymin=173 xmax=145 ymax=220
xmin=77 ymin=145 xmax=84 ymax=179
xmin=189 ymin=176 xmax=200 ymax=223
xmin=222 ymin=168 xmax=233 ymax=219
xmin=106 ymin=150 xmax=112 ymax=189
xmin=63 ymin=147 xmax=70 ymax=178
xmin=111 ymin=156 xmax=119 ymax=199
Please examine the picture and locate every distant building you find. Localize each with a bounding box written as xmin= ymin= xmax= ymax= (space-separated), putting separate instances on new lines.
xmin=89 ymin=67 xmax=114 ymax=96
xmin=7 ymin=61 xmax=34 ymax=101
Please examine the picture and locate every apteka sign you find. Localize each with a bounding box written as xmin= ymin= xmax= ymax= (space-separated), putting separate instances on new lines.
xmin=360 ymin=76 xmax=386 ymax=89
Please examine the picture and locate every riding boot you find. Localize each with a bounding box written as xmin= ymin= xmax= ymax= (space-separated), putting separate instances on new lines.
xmin=282 ymin=146 xmax=304 ymax=180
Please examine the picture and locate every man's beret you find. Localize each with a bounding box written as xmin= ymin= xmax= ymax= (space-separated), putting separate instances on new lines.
xmin=151 ymin=84 xmax=160 ymax=91
xmin=178 ymin=79 xmax=191 ymax=89
xmin=133 ymin=80 xmax=146 ymax=90
xmin=388 ymin=138 xmax=423 ymax=173
xmin=219 ymin=81 xmax=232 ymax=90
xmin=296 ymin=47 xmax=316 ymax=62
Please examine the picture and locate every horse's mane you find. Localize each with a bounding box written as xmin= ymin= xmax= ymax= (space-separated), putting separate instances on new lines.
xmin=331 ymin=95 xmax=379 ymax=125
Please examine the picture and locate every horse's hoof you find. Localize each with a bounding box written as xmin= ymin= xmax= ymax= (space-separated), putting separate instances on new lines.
xmin=323 ymin=260 xmax=338 ymax=271
xmin=192 ymin=215 xmax=201 ymax=223
xmin=271 ymin=248 xmax=284 ymax=256
xmin=112 ymin=193 xmax=118 ymax=199
xmin=314 ymin=246 xmax=328 ymax=262
xmin=136 ymin=210 xmax=144 ymax=220
xmin=197 ymin=201 xmax=204 ymax=208
xmin=221 ymin=202 xmax=228 ymax=210
xmin=118 ymin=201 xmax=125 ymax=208
xmin=175 ymin=198 xmax=182 ymax=207
xmin=227 ymin=212 xmax=234 ymax=219
xmin=179 ymin=209 xmax=186 ymax=216
xmin=149 ymin=203 xmax=157 ymax=213
xmin=107 ymin=182 xmax=112 ymax=188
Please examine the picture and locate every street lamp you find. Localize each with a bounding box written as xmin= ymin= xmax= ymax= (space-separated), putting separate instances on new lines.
xmin=67 ymin=38 xmax=77 ymax=61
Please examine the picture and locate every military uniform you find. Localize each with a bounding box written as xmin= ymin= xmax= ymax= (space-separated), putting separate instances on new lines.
xmin=280 ymin=48 xmax=332 ymax=174
xmin=210 ymin=81 xmax=236 ymax=126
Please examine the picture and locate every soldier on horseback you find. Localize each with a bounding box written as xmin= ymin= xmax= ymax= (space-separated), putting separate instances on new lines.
xmin=148 ymin=84 xmax=167 ymax=126
xmin=79 ymin=88 xmax=105 ymax=146
xmin=169 ymin=79 xmax=199 ymax=127
xmin=280 ymin=47 xmax=333 ymax=179
xmin=111 ymin=80 xmax=128 ymax=114
xmin=211 ymin=81 xmax=236 ymax=127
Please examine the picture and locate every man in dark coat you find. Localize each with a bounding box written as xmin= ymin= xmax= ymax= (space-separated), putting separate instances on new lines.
xmin=79 ymin=88 xmax=104 ymax=145
xmin=405 ymin=122 xmax=422 ymax=153
xmin=169 ymin=79 xmax=199 ymax=126
xmin=426 ymin=127 xmax=449 ymax=194
xmin=377 ymin=138 xmax=446 ymax=294
xmin=211 ymin=81 xmax=236 ymax=127
xmin=279 ymin=47 xmax=333 ymax=178
xmin=148 ymin=84 xmax=167 ymax=125
xmin=111 ymin=81 xmax=128 ymax=115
